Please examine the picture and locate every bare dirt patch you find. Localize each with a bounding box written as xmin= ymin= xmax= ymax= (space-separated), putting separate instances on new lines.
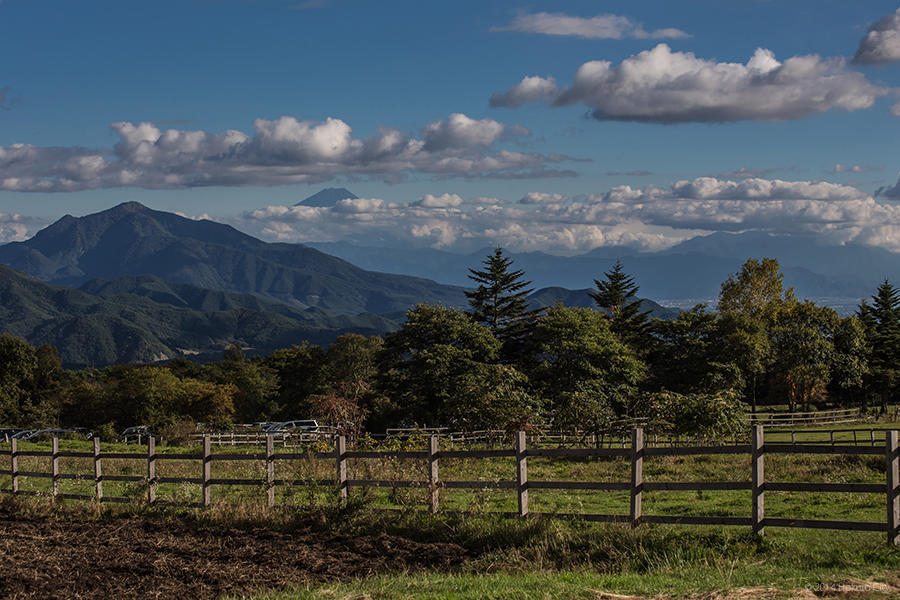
xmin=0 ymin=510 xmax=467 ymax=600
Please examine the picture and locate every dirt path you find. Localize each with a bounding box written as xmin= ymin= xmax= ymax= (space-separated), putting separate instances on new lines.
xmin=0 ymin=512 xmax=467 ymax=599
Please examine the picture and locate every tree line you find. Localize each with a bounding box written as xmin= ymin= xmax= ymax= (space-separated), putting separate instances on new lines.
xmin=0 ymin=250 xmax=898 ymax=441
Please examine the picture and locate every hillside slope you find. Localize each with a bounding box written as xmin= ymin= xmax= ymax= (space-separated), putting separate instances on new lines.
xmin=0 ymin=202 xmax=468 ymax=315
xmin=0 ymin=265 xmax=397 ymax=367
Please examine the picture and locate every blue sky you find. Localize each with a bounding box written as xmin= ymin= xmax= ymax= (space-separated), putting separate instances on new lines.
xmin=1 ymin=1 xmax=899 ymax=254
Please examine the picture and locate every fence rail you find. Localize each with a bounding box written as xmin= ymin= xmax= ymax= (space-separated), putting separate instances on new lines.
xmin=748 ymin=407 xmax=868 ymax=426
xmin=1 ymin=427 xmax=898 ymax=545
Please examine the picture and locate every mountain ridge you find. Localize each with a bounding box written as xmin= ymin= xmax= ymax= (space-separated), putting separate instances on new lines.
xmin=308 ymin=234 xmax=898 ymax=306
xmin=0 ymin=264 xmax=399 ymax=367
xmin=0 ymin=202 xmax=469 ymax=316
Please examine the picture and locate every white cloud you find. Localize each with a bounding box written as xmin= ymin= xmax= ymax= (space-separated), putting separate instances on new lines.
xmin=0 ymin=113 xmax=569 ymax=192
xmin=411 ymin=193 xmax=464 ymax=208
xmin=490 ymin=76 xmax=557 ymax=108
xmin=492 ymin=12 xmax=689 ymax=40
xmin=518 ymin=192 xmax=567 ymax=205
xmin=422 ymin=113 xmax=511 ymax=151
xmin=466 ymin=196 xmax=504 ymax=205
xmin=853 ymin=8 xmax=900 ymax=65
xmin=832 ymin=163 xmax=882 ymax=173
xmin=0 ymin=213 xmax=46 ymax=243
xmin=491 ymin=44 xmax=888 ymax=123
xmin=236 ymin=177 xmax=900 ymax=254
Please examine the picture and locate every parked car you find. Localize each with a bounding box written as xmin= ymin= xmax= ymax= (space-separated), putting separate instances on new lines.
xmin=14 ymin=428 xmax=93 ymax=442
xmin=262 ymin=420 xmax=319 ymax=433
xmin=119 ymin=425 xmax=153 ymax=443
xmin=0 ymin=428 xmax=24 ymax=442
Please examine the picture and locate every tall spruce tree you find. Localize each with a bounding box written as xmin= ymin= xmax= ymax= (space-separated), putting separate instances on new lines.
xmin=466 ymin=247 xmax=535 ymax=353
xmin=858 ymin=279 xmax=900 ymax=412
xmin=589 ymin=259 xmax=651 ymax=349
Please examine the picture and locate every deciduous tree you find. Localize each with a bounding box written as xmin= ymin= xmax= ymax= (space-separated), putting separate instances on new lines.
xmin=521 ymin=305 xmax=645 ymax=425
xmin=378 ymin=303 xmax=501 ymax=427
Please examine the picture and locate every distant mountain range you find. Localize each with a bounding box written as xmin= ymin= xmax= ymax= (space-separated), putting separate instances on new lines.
xmin=12 ymin=190 xmax=888 ymax=365
xmin=0 ymin=201 xmax=686 ymax=366
xmin=0 ymin=202 xmax=468 ymax=315
xmin=310 ymin=232 xmax=900 ymax=308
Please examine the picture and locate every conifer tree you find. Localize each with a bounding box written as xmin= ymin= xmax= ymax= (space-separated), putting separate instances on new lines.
xmin=465 ymin=247 xmax=535 ymax=352
xmin=858 ymin=279 xmax=900 ymax=412
xmin=589 ymin=259 xmax=650 ymax=349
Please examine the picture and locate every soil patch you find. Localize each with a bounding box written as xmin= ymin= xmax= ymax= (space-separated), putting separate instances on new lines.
xmin=0 ymin=510 xmax=467 ymax=599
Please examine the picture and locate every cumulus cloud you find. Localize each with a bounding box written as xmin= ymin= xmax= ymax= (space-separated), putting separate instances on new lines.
xmin=467 ymin=196 xmax=504 ymax=205
xmin=491 ymin=44 xmax=888 ymax=123
xmin=518 ymin=192 xmax=567 ymax=205
xmin=235 ymin=176 xmax=900 ymax=254
xmin=422 ymin=113 xmax=510 ymax=151
xmin=0 ymin=213 xmax=47 ymax=243
xmin=877 ymin=176 xmax=900 ymax=199
xmin=489 ymin=76 xmax=557 ymax=108
xmin=853 ymin=8 xmax=900 ymax=65
xmin=492 ymin=12 xmax=689 ymax=40
xmin=0 ymin=113 xmax=570 ymax=192
xmin=832 ymin=163 xmax=882 ymax=173
xmin=411 ymin=193 xmax=464 ymax=208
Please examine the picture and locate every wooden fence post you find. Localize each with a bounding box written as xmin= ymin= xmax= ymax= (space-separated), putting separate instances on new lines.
xmin=10 ymin=437 xmax=18 ymax=495
xmin=515 ymin=430 xmax=528 ymax=517
xmin=630 ymin=428 xmax=643 ymax=528
xmin=265 ymin=434 xmax=275 ymax=508
xmin=336 ymin=435 xmax=347 ymax=502
xmin=886 ymin=430 xmax=899 ymax=546
xmin=147 ymin=437 xmax=156 ymax=506
xmin=428 ymin=435 xmax=439 ymax=514
xmin=752 ymin=425 xmax=765 ymax=536
xmin=202 ymin=435 xmax=211 ymax=507
xmin=93 ymin=437 xmax=103 ymax=503
xmin=51 ymin=437 xmax=60 ymax=500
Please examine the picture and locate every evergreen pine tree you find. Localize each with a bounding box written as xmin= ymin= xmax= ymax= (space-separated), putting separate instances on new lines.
xmin=465 ymin=247 xmax=535 ymax=353
xmin=589 ymin=259 xmax=651 ymax=349
xmin=858 ymin=279 xmax=900 ymax=412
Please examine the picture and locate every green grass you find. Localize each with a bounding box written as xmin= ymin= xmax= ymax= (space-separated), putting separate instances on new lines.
xmin=5 ymin=422 xmax=900 ymax=599
xmin=213 ymin=509 xmax=900 ymax=600
xmin=2 ymin=441 xmax=899 ymax=599
xmin=2 ymin=424 xmax=897 ymax=523
xmin=232 ymin=571 xmax=900 ymax=600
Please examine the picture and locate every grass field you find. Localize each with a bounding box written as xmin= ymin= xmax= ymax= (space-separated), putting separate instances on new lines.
xmin=3 ymin=424 xmax=898 ymax=522
xmin=3 ymin=423 xmax=900 ymax=599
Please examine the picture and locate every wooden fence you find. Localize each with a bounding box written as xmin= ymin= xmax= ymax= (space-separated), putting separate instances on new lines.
xmin=748 ymin=407 xmax=867 ymax=427
xmin=1 ymin=427 xmax=898 ymax=545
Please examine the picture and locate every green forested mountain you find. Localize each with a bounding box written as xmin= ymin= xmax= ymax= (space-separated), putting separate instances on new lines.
xmin=0 ymin=265 xmax=398 ymax=367
xmin=526 ymin=286 xmax=679 ymax=320
xmin=0 ymin=202 xmax=468 ymax=315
